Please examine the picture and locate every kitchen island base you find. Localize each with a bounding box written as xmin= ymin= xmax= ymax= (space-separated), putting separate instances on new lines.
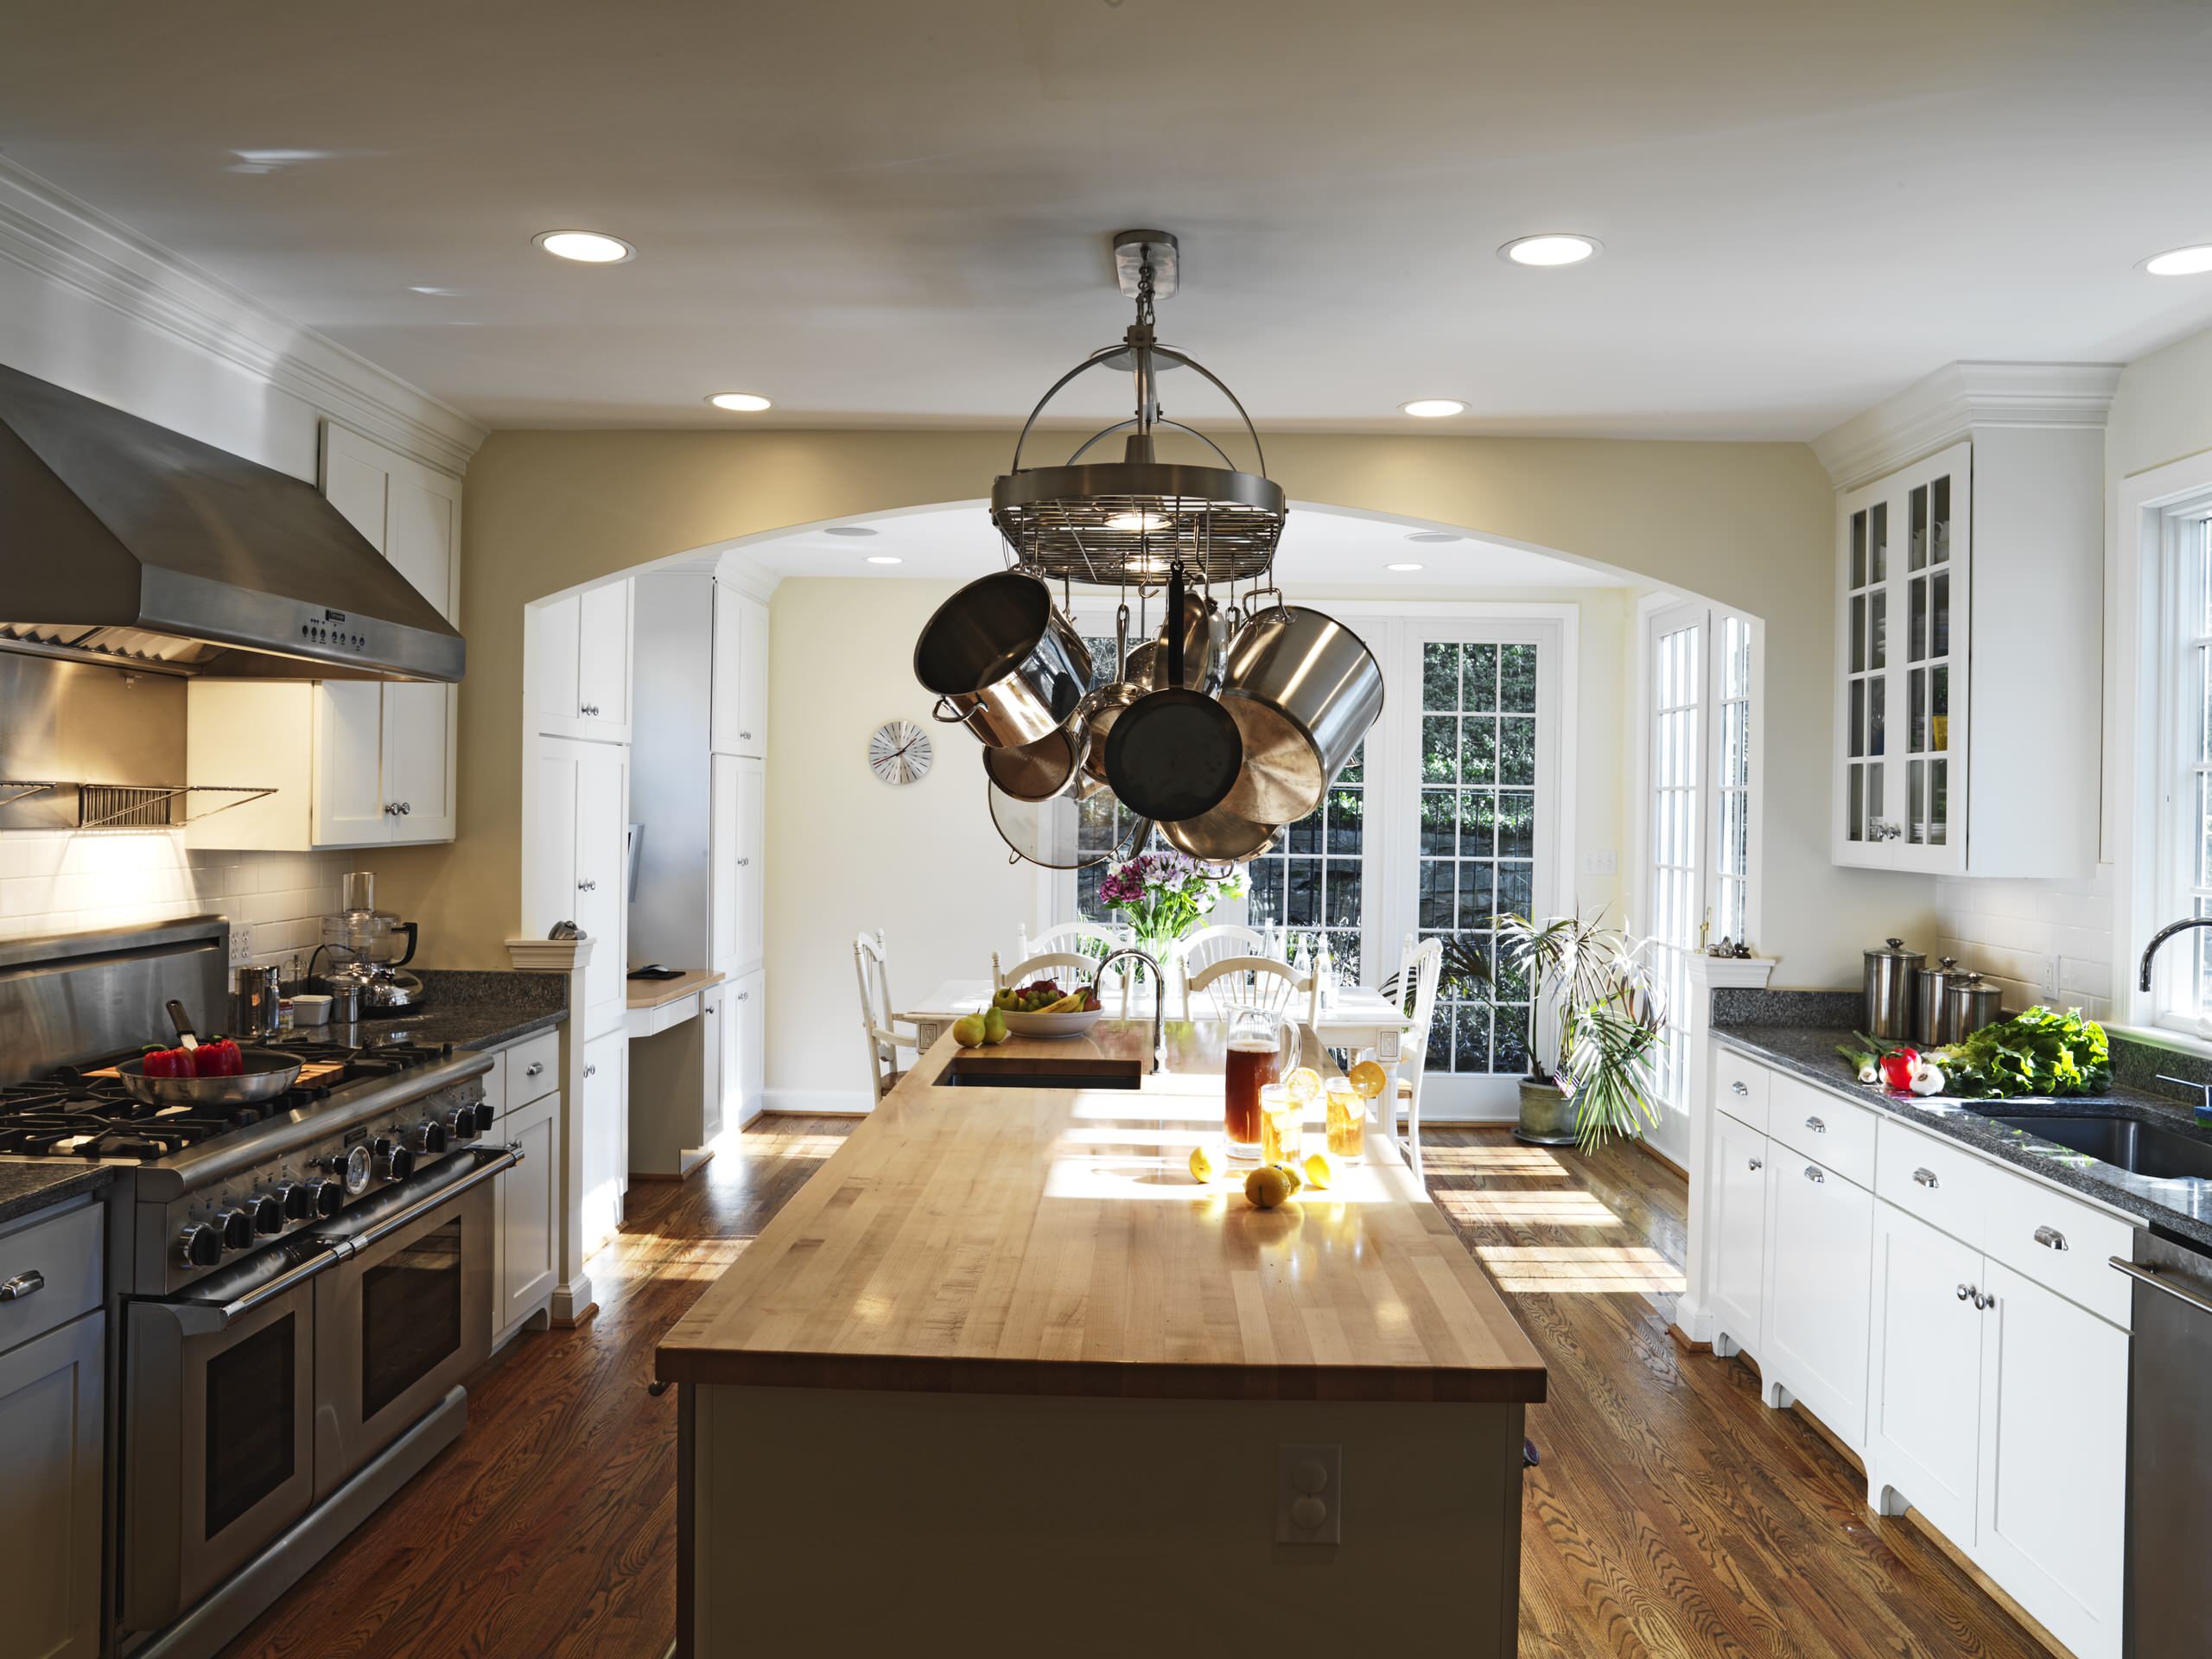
xmin=679 ymin=1383 xmax=1525 ymax=1656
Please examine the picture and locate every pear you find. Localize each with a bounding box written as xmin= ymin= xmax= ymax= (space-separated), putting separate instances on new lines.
xmin=951 ymin=1014 xmax=987 ymax=1047
xmin=982 ymin=1006 xmax=1009 ymax=1046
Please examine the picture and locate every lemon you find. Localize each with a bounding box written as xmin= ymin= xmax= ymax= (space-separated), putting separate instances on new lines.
xmin=1243 ymin=1165 xmax=1295 ymax=1210
xmin=1348 ymin=1059 xmax=1388 ymax=1101
xmin=1188 ymin=1144 xmax=1217 ymax=1183
xmin=1302 ymin=1152 xmax=1333 ymax=1191
xmin=1286 ymin=1066 xmax=1324 ymax=1108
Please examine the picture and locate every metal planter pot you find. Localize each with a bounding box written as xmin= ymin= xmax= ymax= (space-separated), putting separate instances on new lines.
xmin=913 ymin=571 xmax=1094 ymax=748
xmin=1217 ymin=604 xmax=1385 ymax=824
xmin=1513 ymin=1077 xmax=1577 ymax=1147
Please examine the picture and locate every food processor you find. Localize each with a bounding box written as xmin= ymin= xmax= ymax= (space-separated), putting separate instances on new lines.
xmin=314 ymin=871 xmax=428 ymax=1018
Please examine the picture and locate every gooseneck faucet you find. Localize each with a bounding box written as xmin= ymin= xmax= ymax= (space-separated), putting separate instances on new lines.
xmin=2139 ymin=916 xmax=2212 ymax=993
xmin=1095 ymin=947 xmax=1166 ymax=1073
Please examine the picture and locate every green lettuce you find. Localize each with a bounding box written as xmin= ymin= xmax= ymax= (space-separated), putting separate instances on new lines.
xmin=1935 ymin=1007 xmax=2111 ymax=1099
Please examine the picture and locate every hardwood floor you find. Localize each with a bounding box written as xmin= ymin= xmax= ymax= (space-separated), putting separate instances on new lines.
xmin=219 ymin=1122 xmax=2045 ymax=1659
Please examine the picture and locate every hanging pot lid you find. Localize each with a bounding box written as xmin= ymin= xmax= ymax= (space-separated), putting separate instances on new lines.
xmin=987 ymin=775 xmax=1148 ymax=871
xmin=1103 ymin=559 xmax=1243 ymax=823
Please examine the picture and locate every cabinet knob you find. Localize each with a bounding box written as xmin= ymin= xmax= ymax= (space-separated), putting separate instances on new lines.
xmin=385 ymin=801 xmax=404 ymax=815
xmin=1804 ymin=1116 xmax=1826 ymax=1134
xmin=736 ymin=991 xmax=748 ymax=1001
xmin=702 ymin=1003 xmax=716 ymax=1014
xmin=1731 ymin=1080 xmax=1748 ymax=1096
xmin=1802 ymin=1166 xmax=1824 ymax=1184
xmin=580 ymin=702 xmax=601 ymax=717
xmin=736 ymin=857 xmax=751 ymax=868
xmin=525 ymin=1061 xmax=544 ymax=1077
xmin=2033 ymin=1224 xmax=2069 ymax=1252
xmin=1957 ymin=1282 xmax=1974 ymax=1301
xmin=584 ymin=1064 xmax=596 ymax=1078
xmin=1747 ymin=1158 xmax=1762 ymax=1172
xmin=739 ymin=731 xmax=753 ymax=741
xmin=1911 ymin=1167 xmax=1938 ymax=1189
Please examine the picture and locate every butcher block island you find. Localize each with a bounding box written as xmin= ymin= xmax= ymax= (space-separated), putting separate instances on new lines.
xmin=658 ymin=1020 xmax=1546 ymax=1656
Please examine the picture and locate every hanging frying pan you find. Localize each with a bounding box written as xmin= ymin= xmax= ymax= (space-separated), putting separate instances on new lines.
xmin=1103 ymin=560 xmax=1243 ymax=823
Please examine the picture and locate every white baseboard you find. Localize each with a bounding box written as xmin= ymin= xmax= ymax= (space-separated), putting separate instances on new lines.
xmin=759 ymin=1087 xmax=874 ymax=1118
xmin=1414 ymin=1109 xmax=1519 ymax=1128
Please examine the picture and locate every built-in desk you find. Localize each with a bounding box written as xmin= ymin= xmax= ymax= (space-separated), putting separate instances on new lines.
xmin=626 ymin=970 xmax=727 ymax=1179
xmin=625 ymin=969 xmax=725 ymax=1039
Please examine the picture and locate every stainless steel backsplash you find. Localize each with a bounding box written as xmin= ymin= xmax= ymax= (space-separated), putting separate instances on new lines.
xmin=0 ymin=651 xmax=186 ymax=830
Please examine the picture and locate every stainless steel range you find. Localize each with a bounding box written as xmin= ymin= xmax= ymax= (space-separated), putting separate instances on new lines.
xmin=0 ymin=918 xmax=518 ymax=1659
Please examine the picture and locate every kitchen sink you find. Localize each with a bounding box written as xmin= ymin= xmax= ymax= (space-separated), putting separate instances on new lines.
xmin=934 ymin=1066 xmax=1142 ymax=1090
xmin=1975 ymin=1114 xmax=2212 ymax=1182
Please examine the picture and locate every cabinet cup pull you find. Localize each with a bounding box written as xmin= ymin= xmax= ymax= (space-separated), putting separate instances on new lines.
xmin=1804 ymin=1116 xmax=1826 ymax=1134
xmin=2033 ymin=1224 xmax=2069 ymax=1252
xmin=1747 ymin=1157 xmax=1763 ymax=1172
xmin=0 ymin=1270 xmax=45 ymax=1303
xmin=577 ymin=879 xmax=597 ymax=892
xmin=1731 ymin=1080 xmax=1749 ymax=1096
xmin=1912 ymin=1167 xmax=1939 ymax=1189
xmin=524 ymin=1062 xmax=544 ymax=1077
xmin=1802 ymin=1166 xmax=1824 ymax=1184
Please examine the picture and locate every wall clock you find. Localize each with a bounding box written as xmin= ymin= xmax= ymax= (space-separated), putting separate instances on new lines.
xmin=868 ymin=720 xmax=932 ymax=785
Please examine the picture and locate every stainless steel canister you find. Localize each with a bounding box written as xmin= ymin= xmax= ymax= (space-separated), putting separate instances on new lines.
xmin=324 ymin=980 xmax=362 ymax=1025
xmin=1916 ymin=956 xmax=1968 ymax=1046
xmin=231 ymin=965 xmax=281 ymax=1039
xmin=1944 ymin=972 xmax=2004 ymax=1040
xmin=1864 ymin=938 xmax=1924 ymax=1042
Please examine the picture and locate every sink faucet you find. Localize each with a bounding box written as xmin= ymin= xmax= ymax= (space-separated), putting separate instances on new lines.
xmin=1095 ymin=947 xmax=1166 ymax=1073
xmin=2139 ymin=917 xmax=2212 ymax=993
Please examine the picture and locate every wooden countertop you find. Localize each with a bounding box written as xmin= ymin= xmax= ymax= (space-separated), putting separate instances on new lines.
xmin=624 ymin=969 xmax=724 ymax=1010
xmin=656 ymin=1020 xmax=1547 ymax=1403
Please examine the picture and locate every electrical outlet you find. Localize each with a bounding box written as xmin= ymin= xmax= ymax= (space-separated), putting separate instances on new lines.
xmin=227 ymin=924 xmax=253 ymax=967
xmin=1274 ymin=1443 xmax=1341 ymax=1545
xmin=1580 ymin=849 xmax=1618 ymax=876
xmin=2040 ymin=954 xmax=2060 ymax=999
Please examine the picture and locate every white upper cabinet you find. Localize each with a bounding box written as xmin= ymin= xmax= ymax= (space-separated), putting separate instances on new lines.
xmin=711 ymin=583 xmax=770 ymax=758
xmin=1820 ymin=367 xmax=2111 ymax=877
xmin=187 ymin=423 xmax=461 ymax=850
xmin=533 ymin=582 xmax=633 ymax=743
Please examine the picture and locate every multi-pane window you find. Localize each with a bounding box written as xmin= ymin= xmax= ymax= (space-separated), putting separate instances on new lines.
xmin=2183 ymin=522 xmax=2212 ymax=1015
xmin=1243 ymin=744 xmax=1364 ymax=982
xmin=1717 ymin=616 xmax=1753 ymax=944
xmin=1649 ymin=619 xmax=1702 ymax=1111
xmin=1418 ymin=641 xmax=1537 ymax=1077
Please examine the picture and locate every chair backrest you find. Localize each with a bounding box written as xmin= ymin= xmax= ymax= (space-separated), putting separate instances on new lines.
xmin=995 ymin=950 xmax=1098 ymax=991
xmin=1171 ymin=925 xmax=1266 ymax=1016
xmin=1185 ymin=954 xmax=1304 ymax=1016
xmin=1017 ymin=920 xmax=1124 ymax=959
xmin=1396 ymin=932 xmax=1446 ymax=1080
xmin=853 ymin=930 xmax=900 ymax=1099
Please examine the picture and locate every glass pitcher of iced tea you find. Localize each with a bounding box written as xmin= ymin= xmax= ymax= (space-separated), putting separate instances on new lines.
xmin=1223 ymin=1007 xmax=1300 ymax=1163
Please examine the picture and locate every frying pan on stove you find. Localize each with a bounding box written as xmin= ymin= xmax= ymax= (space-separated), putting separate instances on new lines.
xmin=111 ymin=998 xmax=304 ymax=1108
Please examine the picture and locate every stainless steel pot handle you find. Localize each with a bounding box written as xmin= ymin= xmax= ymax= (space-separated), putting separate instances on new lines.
xmin=931 ymin=696 xmax=982 ymax=726
xmin=2113 ymin=1255 xmax=2212 ymax=1317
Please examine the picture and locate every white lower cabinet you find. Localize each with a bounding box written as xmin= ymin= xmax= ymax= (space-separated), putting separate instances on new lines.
xmin=728 ymin=967 xmax=765 ymax=1125
xmin=1867 ymin=1201 xmax=1984 ymax=1544
xmin=494 ymin=1090 xmax=560 ymax=1342
xmin=581 ymin=1028 xmax=629 ymax=1256
xmin=1759 ymin=1152 xmax=1873 ymax=1447
xmin=1975 ymin=1261 xmax=2127 ymax=1659
xmin=1707 ymin=1110 xmax=1770 ymax=1355
xmin=0 ymin=1310 xmax=103 ymax=1659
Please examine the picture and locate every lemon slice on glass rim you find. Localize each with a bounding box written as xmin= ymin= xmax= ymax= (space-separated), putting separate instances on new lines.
xmin=1285 ymin=1067 xmax=1325 ymax=1107
xmin=1348 ymin=1059 xmax=1389 ymax=1101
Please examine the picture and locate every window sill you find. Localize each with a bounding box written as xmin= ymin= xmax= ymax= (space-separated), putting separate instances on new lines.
xmin=2105 ymin=1020 xmax=2212 ymax=1067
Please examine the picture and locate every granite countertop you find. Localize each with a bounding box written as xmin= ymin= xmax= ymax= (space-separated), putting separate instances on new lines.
xmin=293 ymin=968 xmax=567 ymax=1054
xmin=1713 ymin=1023 xmax=2212 ymax=1248
xmin=0 ymin=1165 xmax=113 ymax=1228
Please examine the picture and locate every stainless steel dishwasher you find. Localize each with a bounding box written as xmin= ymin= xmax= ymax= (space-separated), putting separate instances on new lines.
xmin=2113 ymin=1229 xmax=2212 ymax=1656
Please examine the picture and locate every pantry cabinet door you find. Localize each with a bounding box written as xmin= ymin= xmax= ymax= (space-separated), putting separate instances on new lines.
xmin=732 ymin=968 xmax=766 ymax=1123
xmin=1761 ymin=1156 xmax=1874 ymax=1449
xmin=1866 ymin=1200 xmax=1984 ymax=1543
xmin=1974 ymin=1262 xmax=2126 ymax=1659
xmin=737 ymin=593 xmax=770 ymax=756
xmin=534 ymin=594 xmax=584 ymax=734
xmin=709 ymin=754 xmax=741 ymax=969
xmin=526 ymin=747 xmax=581 ymax=939
xmin=575 ymin=581 xmax=634 ymax=740
xmin=1708 ymin=1112 xmax=1770 ymax=1353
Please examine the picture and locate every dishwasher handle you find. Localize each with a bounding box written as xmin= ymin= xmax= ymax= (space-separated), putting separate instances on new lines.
xmin=2110 ymin=1255 xmax=2212 ymax=1319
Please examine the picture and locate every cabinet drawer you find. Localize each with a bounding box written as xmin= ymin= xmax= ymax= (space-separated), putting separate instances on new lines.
xmin=1712 ymin=1047 xmax=1771 ymax=1132
xmin=0 ymin=1198 xmax=103 ymax=1357
xmin=1982 ymin=1169 xmax=2133 ymax=1327
xmin=504 ymin=1030 xmax=561 ymax=1114
xmin=1875 ymin=1119 xmax=1989 ymax=1245
xmin=1767 ymin=1076 xmax=1876 ymax=1188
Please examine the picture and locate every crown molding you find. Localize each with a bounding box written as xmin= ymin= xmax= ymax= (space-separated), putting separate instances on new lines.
xmin=0 ymin=157 xmax=486 ymax=477
xmin=1810 ymin=360 xmax=2122 ymax=492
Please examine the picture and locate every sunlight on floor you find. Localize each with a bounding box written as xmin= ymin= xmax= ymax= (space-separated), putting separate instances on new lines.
xmin=747 ymin=1135 xmax=844 ymax=1161
xmin=1435 ymin=1188 xmax=1625 ymax=1227
xmin=613 ymin=1235 xmax=752 ymax=1281
xmin=1419 ymin=1143 xmax=1570 ymax=1176
xmin=1475 ymin=1243 xmax=1685 ymax=1295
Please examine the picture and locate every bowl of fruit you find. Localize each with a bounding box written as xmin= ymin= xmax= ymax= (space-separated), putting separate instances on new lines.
xmin=994 ymin=977 xmax=1106 ymax=1039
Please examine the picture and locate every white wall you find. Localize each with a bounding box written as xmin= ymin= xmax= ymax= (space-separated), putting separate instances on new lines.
xmin=760 ymin=575 xmax=1639 ymax=1109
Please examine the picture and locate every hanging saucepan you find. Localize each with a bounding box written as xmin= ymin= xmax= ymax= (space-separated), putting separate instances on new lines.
xmin=1072 ymin=605 xmax=1143 ymax=787
xmin=987 ymin=773 xmax=1150 ymax=870
xmin=914 ymin=571 xmax=1094 ymax=748
xmin=982 ymin=722 xmax=1088 ymax=803
xmin=1216 ymin=591 xmax=1386 ymax=824
xmin=1103 ymin=561 xmax=1244 ymax=824
xmin=1120 ymin=591 xmax=1218 ymax=693
xmin=1160 ymin=802 xmax=1278 ymax=864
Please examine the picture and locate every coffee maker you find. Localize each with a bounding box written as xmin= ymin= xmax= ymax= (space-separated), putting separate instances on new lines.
xmin=315 ymin=871 xmax=429 ymax=1017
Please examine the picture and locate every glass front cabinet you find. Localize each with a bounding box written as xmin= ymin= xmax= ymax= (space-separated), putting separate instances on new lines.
xmin=1834 ymin=442 xmax=1971 ymax=873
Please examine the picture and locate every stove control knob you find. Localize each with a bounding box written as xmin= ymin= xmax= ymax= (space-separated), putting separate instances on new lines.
xmin=249 ymin=1193 xmax=284 ymax=1235
xmin=177 ymin=1224 xmax=223 ymax=1268
xmin=372 ymin=1138 xmax=415 ymax=1182
xmin=213 ymin=1208 xmax=254 ymax=1252
xmin=411 ymin=1119 xmax=449 ymax=1155
xmin=276 ymin=1182 xmax=315 ymax=1222
xmin=311 ymin=1179 xmax=346 ymax=1218
xmin=458 ymin=1103 xmax=488 ymax=1140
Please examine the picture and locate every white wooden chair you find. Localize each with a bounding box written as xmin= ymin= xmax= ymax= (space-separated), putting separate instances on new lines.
xmin=1185 ymin=954 xmax=1306 ymax=1019
xmin=853 ymin=930 xmax=918 ymax=1102
xmin=1389 ymin=934 xmax=1446 ymax=1178
xmin=994 ymin=950 xmax=1099 ymax=991
xmin=1171 ymin=924 xmax=1266 ymax=1016
xmin=1016 ymin=920 xmax=1125 ymax=959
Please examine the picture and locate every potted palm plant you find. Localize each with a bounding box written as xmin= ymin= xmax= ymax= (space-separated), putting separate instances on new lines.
xmin=1493 ymin=912 xmax=1667 ymax=1151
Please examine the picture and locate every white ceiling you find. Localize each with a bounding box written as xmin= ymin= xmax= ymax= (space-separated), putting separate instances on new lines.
xmin=729 ymin=503 xmax=1624 ymax=589
xmin=7 ymin=1 xmax=2212 ymax=438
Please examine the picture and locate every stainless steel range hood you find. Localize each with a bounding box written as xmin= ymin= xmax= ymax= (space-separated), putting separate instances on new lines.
xmin=0 ymin=363 xmax=463 ymax=682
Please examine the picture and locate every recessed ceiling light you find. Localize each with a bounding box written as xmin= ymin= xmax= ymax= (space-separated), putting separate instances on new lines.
xmin=1498 ymin=233 xmax=1600 ymax=267
xmin=1405 ymin=530 xmax=1464 ymax=543
xmin=706 ymin=391 xmax=772 ymax=412
xmin=1387 ymin=562 xmax=1426 ymax=573
xmin=866 ymin=555 xmax=903 ymax=566
xmin=533 ymin=229 xmax=634 ymax=264
xmin=1400 ymin=399 xmax=1466 ymax=419
xmin=2144 ymin=244 xmax=2212 ymax=276
xmin=823 ymin=525 xmax=879 ymax=537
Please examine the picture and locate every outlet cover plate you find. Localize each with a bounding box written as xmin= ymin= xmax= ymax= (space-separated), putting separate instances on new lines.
xmin=227 ymin=924 xmax=253 ymax=967
xmin=1274 ymin=1442 xmax=1342 ymax=1545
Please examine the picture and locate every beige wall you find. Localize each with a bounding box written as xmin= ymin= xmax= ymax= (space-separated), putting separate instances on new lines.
xmin=365 ymin=429 xmax=1936 ymax=997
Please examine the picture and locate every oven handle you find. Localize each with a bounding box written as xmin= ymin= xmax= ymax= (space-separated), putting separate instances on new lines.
xmin=150 ymin=1145 xmax=523 ymax=1336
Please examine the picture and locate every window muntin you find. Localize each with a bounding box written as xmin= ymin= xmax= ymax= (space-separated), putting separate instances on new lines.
xmin=1243 ymin=744 xmax=1365 ymax=983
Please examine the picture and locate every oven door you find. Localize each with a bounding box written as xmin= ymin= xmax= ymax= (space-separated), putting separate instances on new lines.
xmin=313 ymin=1147 xmax=509 ymax=1497
xmin=122 ymin=1247 xmax=329 ymax=1630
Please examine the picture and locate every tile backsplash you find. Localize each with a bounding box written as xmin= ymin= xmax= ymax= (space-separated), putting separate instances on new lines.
xmin=0 ymin=831 xmax=352 ymax=969
xmin=1936 ymin=866 xmax=2116 ymax=1020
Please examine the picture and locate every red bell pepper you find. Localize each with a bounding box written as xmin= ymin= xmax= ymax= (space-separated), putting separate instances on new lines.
xmin=141 ymin=1046 xmax=179 ymax=1078
xmin=1878 ymin=1046 xmax=1920 ymax=1092
xmin=196 ymin=1039 xmax=243 ymax=1077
